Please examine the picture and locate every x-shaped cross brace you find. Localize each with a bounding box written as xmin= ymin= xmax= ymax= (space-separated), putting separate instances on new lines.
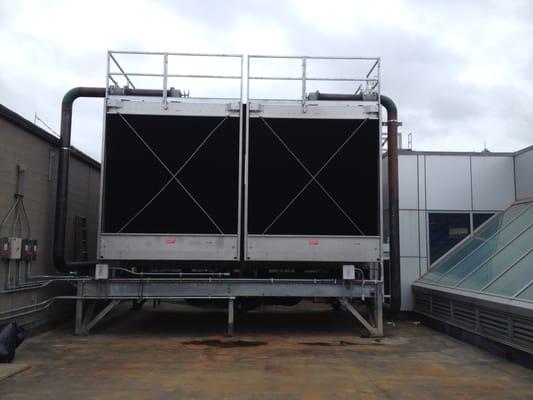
xmin=116 ymin=113 xmax=227 ymax=234
xmin=259 ymin=117 xmax=368 ymax=235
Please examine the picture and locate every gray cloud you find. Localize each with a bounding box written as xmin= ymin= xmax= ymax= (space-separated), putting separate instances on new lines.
xmin=0 ymin=0 xmax=531 ymax=159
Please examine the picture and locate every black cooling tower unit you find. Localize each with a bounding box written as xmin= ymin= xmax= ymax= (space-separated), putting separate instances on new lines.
xmin=98 ymin=97 xmax=381 ymax=265
xmin=244 ymin=103 xmax=381 ymax=263
xmin=99 ymin=100 xmax=242 ymax=261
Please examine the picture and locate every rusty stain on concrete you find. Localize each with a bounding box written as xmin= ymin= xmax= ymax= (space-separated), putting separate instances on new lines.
xmin=0 ymin=302 xmax=532 ymax=399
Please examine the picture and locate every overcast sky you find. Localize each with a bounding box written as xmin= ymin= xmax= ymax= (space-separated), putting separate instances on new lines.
xmin=1 ymin=0 xmax=532 ymax=161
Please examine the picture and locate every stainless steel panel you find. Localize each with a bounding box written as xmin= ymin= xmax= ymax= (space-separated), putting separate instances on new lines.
xmin=249 ymin=102 xmax=379 ymax=120
xmin=106 ymin=97 xmax=239 ymax=117
xmin=81 ymin=278 xmax=381 ymax=298
xmin=418 ymin=155 xmax=426 ymax=209
xmin=398 ymin=155 xmax=418 ymax=209
xmin=246 ymin=235 xmax=380 ymax=262
xmin=419 ymin=210 xmax=428 ymax=258
xmin=399 ymin=210 xmax=420 ymax=257
xmin=99 ymin=234 xmax=238 ymax=260
xmin=401 ymin=256 xmax=421 ymax=311
xmin=425 ymin=155 xmax=472 ymax=210
xmin=471 ymin=156 xmax=514 ymax=210
xmin=515 ymin=149 xmax=533 ymax=201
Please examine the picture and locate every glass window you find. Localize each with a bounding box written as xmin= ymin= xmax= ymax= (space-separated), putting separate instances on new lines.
xmin=422 ymin=204 xmax=531 ymax=282
xmin=429 ymin=213 xmax=470 ymax=264
xmin=459 ymin=225 xmax=533 ymax=290
xmin=473 ymin=213 xmax=495 ymax=230
xmin=439 ymin=206 xmax=533 ymax=285
xmin=484 ymin=250 xmax=533 ymax=297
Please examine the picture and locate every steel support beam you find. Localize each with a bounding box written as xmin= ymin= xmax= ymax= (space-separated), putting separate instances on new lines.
xmin=228 ymin=298 xmax=235 ymax=337
xmin=338 ymin=297 xmax=382 ymax=337
xmin=78 ymin=279 xmax=380 ymax=299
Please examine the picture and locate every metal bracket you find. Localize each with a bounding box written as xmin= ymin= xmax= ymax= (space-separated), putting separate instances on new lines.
xmin=75 ymin=299 xmax=121 ymax=335
xmin=338 ymin=297 xmax=383 ymax=337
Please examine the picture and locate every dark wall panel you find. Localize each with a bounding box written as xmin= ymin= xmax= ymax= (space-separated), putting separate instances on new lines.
xmin=247 ymin=117 xmax=380 ymax=236
xmin=103 ymin=114 xmax=239 ymax=234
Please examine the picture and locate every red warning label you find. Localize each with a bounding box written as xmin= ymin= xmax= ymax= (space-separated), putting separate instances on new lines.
xmin=165 ymin=238 xmax=176 ymax=244
xmin=308 ymin=239 xmax=319 ymax=246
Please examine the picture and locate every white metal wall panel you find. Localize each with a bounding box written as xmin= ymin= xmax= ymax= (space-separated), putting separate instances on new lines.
xmin=401 ymin=257 xmax=420 ymax=311
xmin=417 ymin=155 xmax=426 ymax=209
xmin=398 ymin=155 xmax=418 ymax=209
xmin=382 ymin=156 xmax=389 ymax=211
xmin=399 ymin=210 xmax=420 ymax=257
xmin=471 ymin=156 xmax=515 ymax=210
xmin=418 ymin=210 xmax=427 ymax=258
xmin=425 ymin=156 xmax=472 ymax=210
xmin=419 ymin=257 xmax=428 ymax=275
xmin=515 ymin=148 xmax=533 ymax=200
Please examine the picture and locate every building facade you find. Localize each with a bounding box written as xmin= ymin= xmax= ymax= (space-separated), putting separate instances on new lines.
xmin=386 ymin=146 xmax=533 ymax=311
xmin=0 ymin=105 xmax=100 ymax=328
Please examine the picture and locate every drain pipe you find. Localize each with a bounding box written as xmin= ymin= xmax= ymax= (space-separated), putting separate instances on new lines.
xmin=308 ymin=91 xmax=401 ymax=314
xmin=54 ymin=87 xmax=181 ymax=272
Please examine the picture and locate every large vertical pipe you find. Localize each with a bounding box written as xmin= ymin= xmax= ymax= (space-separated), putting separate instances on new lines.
xmin=308 ymin=91 xmax=402 ymax=314
xmin=54 ymin=87 xmax=106 ymax=271
xmin=53 ymin=87 xmax=180 ymax=271
xmin=380 ymin=95 xmax=401 ymax=315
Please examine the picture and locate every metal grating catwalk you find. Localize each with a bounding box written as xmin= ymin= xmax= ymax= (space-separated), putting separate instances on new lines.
xmin=413 ymin=199 xmax=533 ymax=353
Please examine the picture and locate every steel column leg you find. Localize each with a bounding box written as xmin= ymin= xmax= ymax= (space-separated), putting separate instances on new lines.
xmin=83 ymin=300 xmax=121 ymax=334
xmin=338 ymin=297 xmax=379 ymax=337
xmin=75 ymin=283 xmax=84 ymax=335
xmin=75 ymin=299 xmax=83 ymax=335
xmin=227 ymin=298 xmax=234 ymax=337
xmin=374 ymin=285 xmax=384 ymax=337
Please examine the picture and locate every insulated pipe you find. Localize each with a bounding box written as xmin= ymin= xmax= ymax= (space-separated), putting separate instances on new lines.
xmin=54 ymin=87 xmax=180 ymax=272
xmin=306 ymin=91 xmax=401 ymax=314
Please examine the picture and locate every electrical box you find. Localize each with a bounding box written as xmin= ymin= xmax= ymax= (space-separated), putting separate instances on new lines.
xmin=343 ymin=264 xmax=356 ymax=280
xmin=95 ymin=264 xmax=109 ymax=280
xmin=22 ymin=239 xmax=38 ymax=261
xmin=1 ymin=238 xmax=9 ymax=259
xmin=1 ymin=237 xmax=22 ymax=260
xmin=31 ymin=240 xmax=38 ymax=261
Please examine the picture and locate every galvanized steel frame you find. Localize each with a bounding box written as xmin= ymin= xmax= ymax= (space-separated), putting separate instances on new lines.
xmin=74 ymin=278 xmax=384 ymax=336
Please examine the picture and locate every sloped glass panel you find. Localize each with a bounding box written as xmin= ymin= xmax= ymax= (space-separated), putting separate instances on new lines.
xmin=438 ymin=206 xmax=533 ymax=285
xmin=459 ymin=225 xmax=533 ymax=290
xmin=484 ymin=250 xmax=533 ymax=297
xmin=423 ymin=203 xmax=530 ymax=283
xmin=473 ymin=213 xmax=495 ymax=230
xmin=517 ymin=281 xmax=533 ymax=301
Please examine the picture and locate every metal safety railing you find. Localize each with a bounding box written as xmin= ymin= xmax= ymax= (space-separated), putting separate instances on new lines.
xmin=106 ymin=52 xmax=380 ymax=105
xmin=247 ymin=55 xmax=380 ymax=103
xmin=106 ymin=51 xmax=244 ymax=108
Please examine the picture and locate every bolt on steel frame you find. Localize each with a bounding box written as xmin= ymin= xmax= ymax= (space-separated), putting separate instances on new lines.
xmin=73 ymin=51 xmax=384 ymax=337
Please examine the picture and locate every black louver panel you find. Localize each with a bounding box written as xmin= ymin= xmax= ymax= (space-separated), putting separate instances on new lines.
xmin=452 ymin=302 xmax=476 ymax=326
xmin=513 ymin=319 xmax=533 ymax=345
xmin=478 ymin=309 xmax=509 ymax=336
xmin=432 ymin=296 xmax=451 ymax=319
